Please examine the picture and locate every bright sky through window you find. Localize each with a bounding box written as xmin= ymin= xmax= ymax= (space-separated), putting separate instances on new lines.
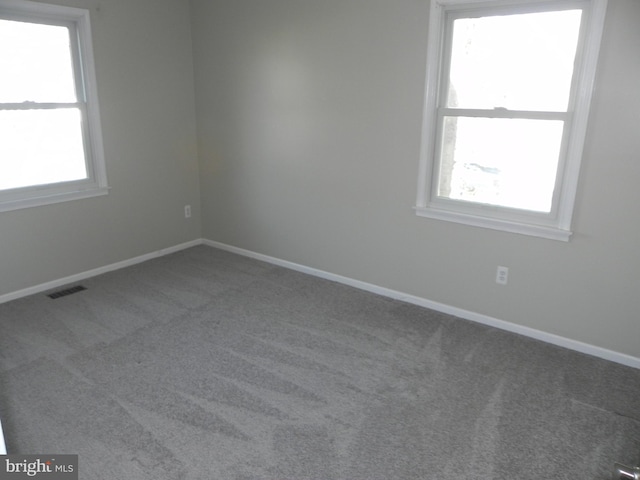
xmin=448 ymin=10 xmax=582 ymax=111
xmin=438 ymin=9 xmax=582 ymax=212
xmin=0 ymin=19 xmax=87 ymax=191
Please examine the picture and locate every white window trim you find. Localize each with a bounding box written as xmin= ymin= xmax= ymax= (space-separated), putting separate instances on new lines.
xmin=0 ymin=0 xmax=108 ymax=213
xmin=415 ymin=0 xmax=608 ymax=241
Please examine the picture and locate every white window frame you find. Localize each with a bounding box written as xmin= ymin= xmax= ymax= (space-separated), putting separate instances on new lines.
xmin=415 ymin=0 xmax=608 ymax=241
xmin=0 ymin=0 xmax=108 ymax=212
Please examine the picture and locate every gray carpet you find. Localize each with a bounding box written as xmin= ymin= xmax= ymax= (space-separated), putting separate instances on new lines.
xmin=0 ymin=245 xmax=639 ymax=479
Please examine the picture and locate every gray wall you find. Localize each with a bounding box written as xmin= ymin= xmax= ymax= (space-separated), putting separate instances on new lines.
xmin=0 ymin=0 xmax=202 ymax=295
xmin=191 ymin=0 xmax=640 ymax=359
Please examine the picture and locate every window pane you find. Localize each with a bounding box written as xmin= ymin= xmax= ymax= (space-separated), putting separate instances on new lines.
xmin=0 ymin=109 xmax=87 ymax=190
xmin=437 ymin=117 xmax=564 ymax=212
xmin=447 ymin=10 xmax=582 ymax=111
xmin=0 ymin=19 xmax=77 ymax=103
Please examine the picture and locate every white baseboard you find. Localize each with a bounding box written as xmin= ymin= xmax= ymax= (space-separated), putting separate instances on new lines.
xmin=0 ymin=239 xmax=203 ymax=305
xmin=203 ymin=239 xmax=640 ymax=370
xmin=2 ymin=237 xmax=637 ymax=369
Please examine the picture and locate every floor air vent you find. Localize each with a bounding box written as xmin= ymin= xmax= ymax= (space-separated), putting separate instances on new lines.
xmin=47 ymin=285 xmax=87 ymax=299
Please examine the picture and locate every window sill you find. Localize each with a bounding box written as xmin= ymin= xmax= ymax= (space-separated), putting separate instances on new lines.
xmin=414 ymin=205 xmax=572 ymax=241
xmin=0 ymin=186 xmax=109 ymax=213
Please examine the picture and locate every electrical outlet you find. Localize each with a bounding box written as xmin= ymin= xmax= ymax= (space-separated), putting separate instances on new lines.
xmin=184 ymin=205 xmax=191 ymax=218
xmin=496 ymin=266 xmax=509 ymax=285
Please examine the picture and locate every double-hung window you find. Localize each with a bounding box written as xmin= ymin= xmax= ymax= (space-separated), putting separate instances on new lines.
xmin=0 ymin=0 xmax=107 ymax=212
xmin=416 ymin=0 xmax=607 ymax=240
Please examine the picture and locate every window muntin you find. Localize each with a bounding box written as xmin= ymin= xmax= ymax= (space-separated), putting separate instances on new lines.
xmin=0 ymin=1 xmax=107 ymax=212
xmin=416 ymin=0 xmax=608 ymax=241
